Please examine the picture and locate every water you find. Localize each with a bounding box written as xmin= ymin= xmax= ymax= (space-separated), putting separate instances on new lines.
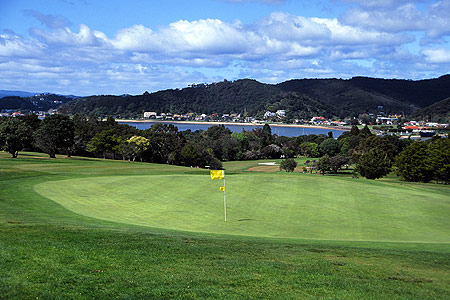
xmin=120 ymin=121 xmax=345 ymax=138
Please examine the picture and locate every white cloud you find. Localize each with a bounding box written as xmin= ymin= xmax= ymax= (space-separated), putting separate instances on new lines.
xmin=312 ymin=17 xmax=411 ymax=45
xmin=30 ymin=24 xmax=108 ymax=46
xmin=26 ymin=12 xmax=411 ymax=64
xmin=1 ymin=8 xmax=449 ymax=95
xmin=341 ymin=4 xmax=424 ymax=32
xmin=0 ymin=33 xmax=46 ymax=58
xmin=422 ymin=47 xmax=450 ymax=63
xmin=341 ymin=0 xmax=450 ymax=39
xmin=256 ymin=12 xmax=330 ymax=42
xmin=426 ymin=0 xmax=450 ymax=38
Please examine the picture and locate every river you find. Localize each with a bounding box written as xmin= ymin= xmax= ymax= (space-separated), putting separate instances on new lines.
xmin=119 ymin=121 xmax=345 ymax=138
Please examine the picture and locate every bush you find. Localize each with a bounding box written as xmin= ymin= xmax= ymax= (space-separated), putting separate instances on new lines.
xmin=280 ymin=158 xmax=298 ymax=172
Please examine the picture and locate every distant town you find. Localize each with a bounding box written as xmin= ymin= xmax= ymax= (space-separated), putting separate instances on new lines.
xmin=2 ymin=106 xmax=449 ymax=137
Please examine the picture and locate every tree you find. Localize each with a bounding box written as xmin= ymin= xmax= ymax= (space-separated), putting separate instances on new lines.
xmin=319 ymin=138 xmax=340 ymax=156
xmin=0 ymin=117 xmax=32 ymax=158
xmin=317 ymin=155 xmax=350 ymax=175
xmin=262 ymin=124 xmax=273 ymax=146
xmin=142 ymin=124 xmax=183 ymax=163
xmin=304 ymin=159 xmax=317 ymax=173
xmin=123 ymin=135 xmax=150 ymax=161
xmin=280 ymin=158 xmax=297 ymax=172
xmin=299 ymin=142 xmax=320 ymax=157
xmin=428 ymin=138 xmax=450 ymax=183
xmin=261 ymin=144 xmax=283 ymax=159
xmin=206 ymin=125 xmax=231 ymax=140
xmin=359 ymin=125 xmax=373 ymax=137
xmin=329 ymin=155 xmax=350 ymax=173
xmin=395 ymin=142 xmax=434 ymax=182
xmin=317 ymin=155 xmax=331 ymax=175
xmin=175 ymin=142 xmax=222 ymax=169
xmin=339 ymin=135 xmax=361 ymax=157
xmin=87 ymin=129 xmax=123 ymax=159
xmin=34 ymin=115 xmax=75 ymax=158
xmin=350 ymin=125 xmax=360 ymax=136
xmin=356 ymin=148 xmax=392 ymax=179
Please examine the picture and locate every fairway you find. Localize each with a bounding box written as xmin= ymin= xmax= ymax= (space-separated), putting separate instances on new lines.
xmin=3 ymin=154 xmax=450 ymax=299
xmin=35 ymin=173 xmax=450 ymax=243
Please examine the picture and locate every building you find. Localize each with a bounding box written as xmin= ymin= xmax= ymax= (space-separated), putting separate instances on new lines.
xmin=143 ymin=112 xmax=157 ymax=119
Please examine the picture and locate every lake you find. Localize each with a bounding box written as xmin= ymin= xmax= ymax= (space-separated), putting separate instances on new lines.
xmin=120 ymin=121 xmax=345 ymax=138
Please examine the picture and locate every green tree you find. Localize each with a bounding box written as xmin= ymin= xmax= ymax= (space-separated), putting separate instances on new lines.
xmin=359 ymin=125 xmax=373 ymax=137
xmin=319 ymin=138 xmax=340 ymax=156
xmin=261 ymin=144 xmax=283 ymax=159
xmin=262 ymin=124 xmax=273 ymax=145
xmin=339 ymin=135 xmax=361 ymax=157
xmin=350 ymin=125 xmax=360 ymax=136
xmin=395 ymin=142 xmax=434 ymax=182
xmin=176 ymin=142 xmax=222 ymax=169
xmin=280 ymin=158 xmax=298 ymax=172
xmin=317 ymin=155 xmax=331 ymax=175
xmin=428 ymin=138 xmax=450 ymax=183
xmin=299 ymin=142 xmax=320 ymax=157
xmin=356 ymin=148 xmax=392 ymax=179
xmin=329 ymin=155 xmax=350 ymax=173
xmin=87 ymin=129 xmax=123 ymax=159
xmin=34 ymin=115 xmax=75 ymax=158
xmin=0 ymin=117 xmax=33 ymax=158
xmin=124 ymin=135 xmax=150 ymax=161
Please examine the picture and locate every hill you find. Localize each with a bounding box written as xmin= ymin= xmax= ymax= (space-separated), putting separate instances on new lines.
xmin=0 ymin=90 xmax=38 ymax=98
xmin=413 ymin=97 xmax=450 ymax=123
xmin=54 ymin=75 xmax=450 ymax=119
xmin=0 ymin=94 xmax=76 ymax=112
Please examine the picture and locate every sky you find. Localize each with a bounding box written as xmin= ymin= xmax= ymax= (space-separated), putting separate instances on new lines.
xmin=1 ymin=0 xmax=449 ymax=95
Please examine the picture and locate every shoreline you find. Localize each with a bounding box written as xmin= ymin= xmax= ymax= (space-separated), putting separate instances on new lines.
xmin=117 ymin=119 xmax=349 ymax=131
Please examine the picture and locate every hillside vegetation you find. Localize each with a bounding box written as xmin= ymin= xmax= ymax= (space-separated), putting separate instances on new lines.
xmin=413 ymin=97 xmax=450 ymax=123
xmin=58 ymin=75 xmax=450 ymax=119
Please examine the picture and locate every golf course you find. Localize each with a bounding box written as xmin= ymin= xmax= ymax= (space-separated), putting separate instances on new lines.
xmin=1 ymin=152 xmax=449 ymax=299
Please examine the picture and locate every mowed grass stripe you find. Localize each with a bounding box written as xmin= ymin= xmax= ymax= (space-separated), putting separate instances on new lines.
xmin=34 ymin=173 xmax=450 ymax=243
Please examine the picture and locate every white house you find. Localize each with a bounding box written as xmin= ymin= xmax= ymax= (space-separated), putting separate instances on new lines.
xmin=143 ymin=112 xmax=157 ymax=119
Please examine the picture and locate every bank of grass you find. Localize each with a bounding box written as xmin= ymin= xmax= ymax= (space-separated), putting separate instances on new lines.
xmin=1 ymin=152 xmax=449 ymax=299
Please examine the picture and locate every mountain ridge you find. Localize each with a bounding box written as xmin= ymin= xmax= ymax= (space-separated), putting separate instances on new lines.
xmin=59 ymin=75 xmax=450 ymax=121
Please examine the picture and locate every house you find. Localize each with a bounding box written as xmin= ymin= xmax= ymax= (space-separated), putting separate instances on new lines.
xmin=264 ymin=111 xmax=276 ymax=119
xmin=276 ymin=110 xmax=286 ymax=118
xmin=143 ymin=112 xmax=157 ymax=119
xmin=311 ymin=116 xmax=326 ymax=123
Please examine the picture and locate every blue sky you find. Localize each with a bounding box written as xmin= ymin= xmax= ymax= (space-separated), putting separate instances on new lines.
xmin=1 ymin=0 xmax=449 ymax=95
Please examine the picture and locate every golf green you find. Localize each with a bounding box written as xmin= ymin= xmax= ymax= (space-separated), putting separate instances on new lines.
xmin=34 ymin=173 xmax=450 ymax=243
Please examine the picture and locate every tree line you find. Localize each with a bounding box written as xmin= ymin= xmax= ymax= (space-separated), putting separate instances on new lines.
xmin=0 ymin=114 xmax=448 ymax=184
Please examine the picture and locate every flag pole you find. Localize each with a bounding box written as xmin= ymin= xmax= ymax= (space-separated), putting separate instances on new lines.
xmin=223 ymin=176 xmax=227 ymax=222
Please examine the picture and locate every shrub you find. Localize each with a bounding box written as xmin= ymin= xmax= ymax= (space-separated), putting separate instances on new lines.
xmin=280 ymin=158 xmax=298 ymax=172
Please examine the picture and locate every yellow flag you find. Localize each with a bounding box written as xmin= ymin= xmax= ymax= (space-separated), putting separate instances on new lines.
xmin=210 ymin=170 xmax=224 ymax=180
xmin=220 ymin=186 xmax=225 ymax=191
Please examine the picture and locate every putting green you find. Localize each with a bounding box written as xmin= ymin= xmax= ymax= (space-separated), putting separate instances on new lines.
xmin=34 ymin=174 xmax=450 ymax=243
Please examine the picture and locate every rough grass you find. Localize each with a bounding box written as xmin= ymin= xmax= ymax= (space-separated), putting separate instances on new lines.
xmin=1 ymin=152 xmax=449 ymax=299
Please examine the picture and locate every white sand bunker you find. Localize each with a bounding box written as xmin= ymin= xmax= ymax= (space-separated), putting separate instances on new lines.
xmin=258 ymin=162 xmax=278 ymax=166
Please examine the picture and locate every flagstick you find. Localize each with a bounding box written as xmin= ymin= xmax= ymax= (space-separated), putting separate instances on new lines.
xmin=223 ymin=176 xmax=227 ymax=222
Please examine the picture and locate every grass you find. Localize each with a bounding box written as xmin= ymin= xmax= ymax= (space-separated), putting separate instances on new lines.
xmin=1 ymin=152 xmax=449 ymax=299
xmin=34 ymin=172 xmax=450 ymax=242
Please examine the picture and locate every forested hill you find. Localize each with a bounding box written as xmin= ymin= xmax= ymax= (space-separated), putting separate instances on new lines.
xmin=59 ymin=75 xmax=450 ymax=120
xmin=413 ymin=97 xmax=450 ymax=122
